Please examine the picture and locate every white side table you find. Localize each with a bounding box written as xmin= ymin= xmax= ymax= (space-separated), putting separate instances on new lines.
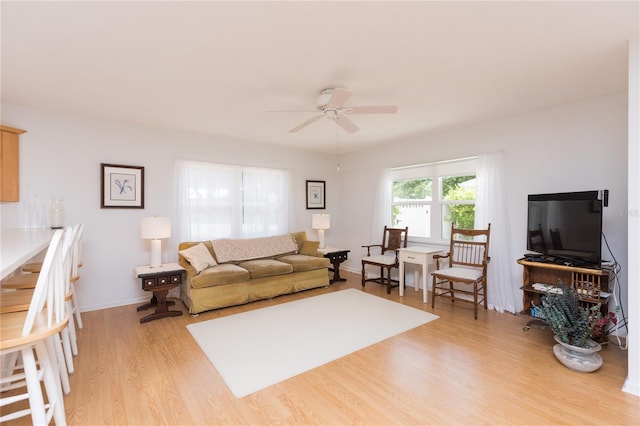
xmin=398 ymin=246 xmax=443 ymax=303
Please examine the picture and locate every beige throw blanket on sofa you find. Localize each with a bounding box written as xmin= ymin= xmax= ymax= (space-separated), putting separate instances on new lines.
xmin=211 ymin=234 xmax=298 ymax=263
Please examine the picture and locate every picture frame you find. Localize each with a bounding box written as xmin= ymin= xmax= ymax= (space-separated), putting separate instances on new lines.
xmin=306 ymin=180 xmax=326 ymax=210
xmin=101 ymin=163 xmax=145 ymax=209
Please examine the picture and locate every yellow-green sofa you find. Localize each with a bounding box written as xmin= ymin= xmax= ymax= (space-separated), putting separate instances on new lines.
xmin=178 ymin=231 xmax=330 ymax=314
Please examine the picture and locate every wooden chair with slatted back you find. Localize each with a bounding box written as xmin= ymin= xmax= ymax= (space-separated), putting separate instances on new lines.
xmin=361 ymin=226 xmax=409 ymax=294
xmin=431 ymin=223 xmax=491 ymax=320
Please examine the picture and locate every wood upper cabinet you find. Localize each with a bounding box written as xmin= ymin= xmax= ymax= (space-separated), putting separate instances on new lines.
xmin=0 ymin=125 xmax=27 ymax=202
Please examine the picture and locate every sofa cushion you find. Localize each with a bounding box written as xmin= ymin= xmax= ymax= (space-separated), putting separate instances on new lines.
xmin=238 ymin=259 xmax=293 ymax=279
xmin=179 ymin=242 xmax=217 ymax=273
xmin=190 ymin=264 xmax=251 ymax=288
xmin=211 ymin=234 xmax=298 ymax=263
xmin=276 ymin=254 xmax=330 ymax=272
xmin=290 ymin=231 xmax=308 ymax=252
xmin=300 ymin=240 xmax=320 ymax=256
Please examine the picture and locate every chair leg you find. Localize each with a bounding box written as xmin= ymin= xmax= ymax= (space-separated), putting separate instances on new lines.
xmin=361 ymin=263 xmax=366 ymax=287
xmin=483 ymin=280 xmax=488 ymax=309
xmin=21 ymin=347 xmax=48 ymax=425
xmin=473 ymin=282 xmax=478 ymax=320
xmin=71 ymin=282 xmax=83 ymax=329
xmin=35 ymin=340 xmax=66 ymax=425
xmin=385 ymin=268 xmax=392 ymax=294
xmin=431 ymin=275 xmax=436 ymax=309
xmin=66 ymin=299 xmax=78 ymax=356
xmin=59 ymin=326 xmax=74 ymax=375
xmin=46 ymin=334 xmax=70 ymax=395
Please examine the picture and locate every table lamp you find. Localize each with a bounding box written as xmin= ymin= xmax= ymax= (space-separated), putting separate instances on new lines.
xmin=311 ymin=213 xmax=330 ymax=249
xmin=141 ymin=216 xmax=171 ymax=267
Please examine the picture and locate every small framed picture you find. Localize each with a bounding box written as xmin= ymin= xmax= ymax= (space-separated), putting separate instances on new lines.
xmin=101 ymin=163 xmax=145 ymax=209
xmin=306 ymin=180 xmax=326 ymax=210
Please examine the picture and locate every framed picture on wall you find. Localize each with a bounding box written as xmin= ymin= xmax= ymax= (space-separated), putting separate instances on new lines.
xmin=306 ymin=180 xmax=325 ymax=209
xmin=101 ymin=163 xmax=145 ymax=209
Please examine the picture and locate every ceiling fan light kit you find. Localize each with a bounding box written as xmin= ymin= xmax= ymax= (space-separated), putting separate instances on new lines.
xmin=282 ymin=87 xmax=398 ymax=134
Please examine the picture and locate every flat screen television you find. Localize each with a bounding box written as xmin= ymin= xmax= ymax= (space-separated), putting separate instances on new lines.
xmin=526 ymin=190 xmax=602 ymax=267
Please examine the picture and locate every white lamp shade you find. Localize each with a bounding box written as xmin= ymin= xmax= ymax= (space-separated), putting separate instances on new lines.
xmin=311 ymin=213 xmax=330 ymax=230
xmin=141 ymin=216 xmax=171 ymax=239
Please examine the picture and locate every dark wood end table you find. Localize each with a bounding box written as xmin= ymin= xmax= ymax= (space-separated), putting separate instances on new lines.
xmin=318 ymin=248 xmax=350 ymax=284
xmin=135 ymin=263 xmax=185 ymax=323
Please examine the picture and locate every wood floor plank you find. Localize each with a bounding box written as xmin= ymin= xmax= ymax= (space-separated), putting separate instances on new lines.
xmin=1 ymin=271 xmax=636 ymax=425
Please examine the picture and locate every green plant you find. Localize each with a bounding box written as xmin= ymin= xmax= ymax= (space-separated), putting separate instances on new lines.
xmin=540 ymin=283 xmax=602 ymax=348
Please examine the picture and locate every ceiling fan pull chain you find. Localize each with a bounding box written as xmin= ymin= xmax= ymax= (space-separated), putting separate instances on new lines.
xmin=336 ymin=120 xmax=341 ymax=172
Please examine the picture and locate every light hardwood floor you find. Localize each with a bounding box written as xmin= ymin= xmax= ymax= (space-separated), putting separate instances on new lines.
xmin=3 ymin=271 xmax=637 ymax=425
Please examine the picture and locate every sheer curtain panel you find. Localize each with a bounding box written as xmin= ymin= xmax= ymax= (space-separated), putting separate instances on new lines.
xmin=176 ymin=160 xmax=290 ymax=242
xmin=475 ymin=151 xmax=522 ymax=313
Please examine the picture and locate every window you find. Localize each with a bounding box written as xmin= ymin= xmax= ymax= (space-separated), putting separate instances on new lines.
xmin=440 ymin=175 xmax=476 ymax=239
xmin=176 ymin=160 xmax=290 ymax=241
xmin=389 ymin=158 xmax=476 ymax=242
xmin=392 ymin=178 xmax=433 ymax=238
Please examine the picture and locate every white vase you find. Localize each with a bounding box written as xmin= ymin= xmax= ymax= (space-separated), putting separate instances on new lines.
xmin=553 ymin=335 xmax=603 ymax=373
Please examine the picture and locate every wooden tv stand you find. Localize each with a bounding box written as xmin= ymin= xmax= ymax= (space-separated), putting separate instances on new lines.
xmin=517 ymin=258 xmax=610 ymax=318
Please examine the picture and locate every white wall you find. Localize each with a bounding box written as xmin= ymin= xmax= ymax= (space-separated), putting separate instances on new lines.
xmin=0 ymin=103 xmax=339 ymax=311
xmin=337 ymin=92 xmax=629 ymax=323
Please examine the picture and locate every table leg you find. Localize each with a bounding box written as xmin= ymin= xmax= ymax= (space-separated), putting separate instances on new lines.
xmin=136 ymin=294 xmax=175 ymax=312
xmin=399 ymin=260 xmax=405 ymax=296
xmin=422 ymin=261 xmax=428 ymax=303
xmin=329 ymin=259 xmax=346 ymax=283
xmin=325 ymin=252 xmax=349 ymax=284
xmin=139 ymin=289 xmax=182 ymax=323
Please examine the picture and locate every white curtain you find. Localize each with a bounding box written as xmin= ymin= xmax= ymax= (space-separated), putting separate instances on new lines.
xmin=242 ymin=167 xmax=291 ymax=237
xmin=371 ymin=169 xmax=392 ymax=242
xmin=175 ymin=160 xmax=290 ymax=242
xmin=475 ymin=151 xmax=522 ymax=313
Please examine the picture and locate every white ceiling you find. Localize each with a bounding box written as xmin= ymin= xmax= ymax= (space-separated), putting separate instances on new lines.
xmin=1 ymin=1 xmax=638 ymax=155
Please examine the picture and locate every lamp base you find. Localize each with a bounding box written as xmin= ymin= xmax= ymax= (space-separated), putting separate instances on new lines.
xmin=149 ymin=239 xmax=163 ymax=268
xmin=317 ymin=229 xmax=326 ymax=249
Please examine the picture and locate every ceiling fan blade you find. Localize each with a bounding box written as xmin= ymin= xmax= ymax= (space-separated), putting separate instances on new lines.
xmin=327 ymin=88 xmax=352 ymax=108
xmin=346 ymin=105 xmax=398 ymax=114
xmin=335 ymin=115 xmax=359 ymax=133
xmin=288 ymin=115 xmax=324 ymax=133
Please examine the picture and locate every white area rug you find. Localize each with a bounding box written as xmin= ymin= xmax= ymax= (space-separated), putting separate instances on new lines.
xmin=186 ymin=288 xmax=438 ymax=398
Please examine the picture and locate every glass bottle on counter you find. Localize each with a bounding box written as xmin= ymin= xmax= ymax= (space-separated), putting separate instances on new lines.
xmin=50 ymin=197 xmax=64 ymax=229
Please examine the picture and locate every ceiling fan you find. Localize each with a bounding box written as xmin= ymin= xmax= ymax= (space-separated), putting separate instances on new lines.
xmin=277 ymin=88 xmax=398 ymax=134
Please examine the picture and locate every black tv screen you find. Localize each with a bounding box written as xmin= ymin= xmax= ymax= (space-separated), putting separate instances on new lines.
xmin=526 ymin=191 xmax=602 ymax=266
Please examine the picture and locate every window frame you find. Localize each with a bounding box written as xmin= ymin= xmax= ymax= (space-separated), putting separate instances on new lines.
xmin=388 ymin=158 xmax=477 ymax=245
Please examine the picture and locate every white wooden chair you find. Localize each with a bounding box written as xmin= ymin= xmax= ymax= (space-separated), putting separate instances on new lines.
xmin=16 ymin=223 xmax=83 ymax=331
xmin=0 ymin=229 xmax=68 ymax=425
xmin=58 ymin=224 xmax=80 ymax=376
xmin=69 ymin=223 xmax=84 ymax=330
xmin=1 ymin=225 xmax=81 ymax=387
xmin=63 ymin=224 xmax=83 ymax=359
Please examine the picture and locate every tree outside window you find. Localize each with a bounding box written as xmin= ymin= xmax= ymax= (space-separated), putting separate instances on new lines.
xmin=391 ymin=173 xmax=475 ymax=242
xmin=441 ymin=175 xmax=476 ymax=239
